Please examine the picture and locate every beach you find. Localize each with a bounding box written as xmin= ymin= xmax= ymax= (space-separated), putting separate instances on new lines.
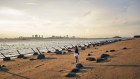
xmin=0 ymin=38 xmax=140 ymax=79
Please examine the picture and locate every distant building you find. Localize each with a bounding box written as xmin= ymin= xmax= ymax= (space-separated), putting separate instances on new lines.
xmin=66 ymin=35 xmax=69 ymax=38
xmin=72 ymin=36 xmax=75 ymax=38
xmin=35 ymin=35 xmax=38 ymax=38
xmin=32 ymin=35 xmax=34 ymax=38
xmin=32 ymin=35 xmax=44 ymax=38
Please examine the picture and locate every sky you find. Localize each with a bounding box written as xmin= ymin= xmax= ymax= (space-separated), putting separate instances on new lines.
xmin=0 ymin=0 xmax=140 ymax=38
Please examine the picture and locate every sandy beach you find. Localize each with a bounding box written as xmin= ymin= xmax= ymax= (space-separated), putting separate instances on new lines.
xmin=0 ymin=38 xmax=140 ymax=79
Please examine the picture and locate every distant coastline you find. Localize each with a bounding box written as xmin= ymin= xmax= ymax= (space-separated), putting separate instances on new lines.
xmin=0 ymin=35 xmax=132 ymax=42
xmin=0 ymin=37 xmax=124 ymax=42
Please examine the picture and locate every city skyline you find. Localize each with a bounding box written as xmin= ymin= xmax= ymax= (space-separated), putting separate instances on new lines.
xmin=0 ymin=0 xmax=140 ymax=38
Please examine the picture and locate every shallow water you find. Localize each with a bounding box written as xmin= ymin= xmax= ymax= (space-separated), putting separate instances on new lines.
xmin=0 ymin=38 xmax=121 ymax=58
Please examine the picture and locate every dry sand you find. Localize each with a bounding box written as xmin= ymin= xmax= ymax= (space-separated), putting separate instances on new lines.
xmin=0 ymin=38 xmax=140 ymax=79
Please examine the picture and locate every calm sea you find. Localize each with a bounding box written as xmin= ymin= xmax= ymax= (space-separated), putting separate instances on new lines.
xmin=0 ymin=38 xmax=121 ymax=58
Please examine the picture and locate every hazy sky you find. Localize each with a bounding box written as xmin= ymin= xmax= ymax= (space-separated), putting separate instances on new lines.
xmin=0 ymin=0 xmax=140 ymax=38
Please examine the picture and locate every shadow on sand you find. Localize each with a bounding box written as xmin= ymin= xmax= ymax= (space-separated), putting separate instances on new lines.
xmin=0 ymin=67 xmax=9 ymax=72
xmin=102 ymin=64 xmax=140 ymax=67
xmin=45 ymin=57 xmax=57 ymax=60
xmin=5 ymin=71 xmax=30 ymax=79
xmin=0 ymin=67 xmax=30 ymax=79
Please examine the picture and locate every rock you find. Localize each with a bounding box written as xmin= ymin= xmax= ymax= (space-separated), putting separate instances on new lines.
xmin=63 ymin=52 xmax=67 ymax=54
xmin=86 ymin=57 xmax=96 ymax=61
xmin=92 ymin=44 xmax=96 ymax=47
xmin=17 ymin=54 xmax=25 ymax=58
xmin=96 ymin=58 xmax=105 ymax=63
xmin=106 ymin=50 xmax=109 ymax=52
xmin=56 ymin=51 xmax=62 ymax=54
xmin=71 ymin=68 xmax=80 ymax=73
xmin=68 ymin=49 xmax=72 ymax=52
xmin=87 ymin=45 xmax=90 ymax=48
xmin=37 ymin=54 xmax=45 ymax=59
xmin=33 ymin=52 xmax=38 ymax=55
xmin=2 ymin=65 xmax=6 ymax=67
xmin=55 ymin=50 xmax=62 ymax=54
xmin=81 ymin=47 xmax=85 ymax=50
xmin=62 ymin=48 xmax=65 ymax=50
xmin=110 ymin=50 xmax=115 ymax=52
xmin=76 ymin=63 xmax=84 ymax=69
xmin=0 ymin=67 xmax=8 ymax=72
xmin=65 ymin=72 xmax=76 ymax=77
xmin=47 ymin=51 xmax=51 ymax=53
xmin=123 ymin=47 xmax=127 ymax=50
xmin=101 ymin=54 xmax=110 ymax=59
xmin=87 ymin=53 xmax=92 ymax=56
xmin=3 ymin=57 xmax=11 ymax=61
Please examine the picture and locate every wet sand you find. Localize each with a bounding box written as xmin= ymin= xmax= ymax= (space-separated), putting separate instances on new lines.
xmin=0 ymin=38 xmax=140 ymax=79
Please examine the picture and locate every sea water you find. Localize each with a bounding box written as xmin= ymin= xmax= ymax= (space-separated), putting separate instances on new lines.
xmin=0 ymin=38 xmax=122 ymax=58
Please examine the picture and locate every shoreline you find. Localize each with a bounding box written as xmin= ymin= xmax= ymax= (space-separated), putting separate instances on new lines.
xmin=0 ymin=38 xmax=123 ymax=59
xmin=0 ymin=38 xmax=140 ymax=79
xmin=0 ymin=37 xmax=127 ymax=42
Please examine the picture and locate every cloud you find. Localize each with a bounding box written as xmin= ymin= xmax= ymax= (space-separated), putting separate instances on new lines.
xmin=0 ymin=0 xmax=140 ymax=38
xmin=82 ymin=11 xmax=92 ymax=17
xmin=0 ymin=6 xmax=24 ymax=16
xmin=24 ymin=2 xmax=38 ymax=5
